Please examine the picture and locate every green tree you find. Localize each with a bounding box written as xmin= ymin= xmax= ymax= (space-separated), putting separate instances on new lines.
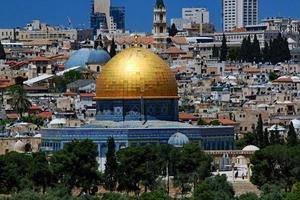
xmin=29 ymin=152 xmax=52 ymax=193
xmin=228 ymin=47 xmax=241 ymax=61
xmin=252 ymin=34 xmax=261 ymax=63
xmin=174 ymin=144 xmax=211 ymax=194
xmin=139 ymin=190 xmax=172 ymax=200
xmin=240 ymin=37 xmax=248 ymax=62
xmin=104 ymin=137 xmax=118 ymax=191
xmin=169 ymin=23 xmax=178 ymax=37
xmin=262 ymin=41 xmax=270 ymax=63
xmin=194 ymin=175 xmax=234 ymax=200
xmin=0 ymin=152 xmax=33 ymax=193
xmin=210 ymin=120 xmax=221 ymax=126
xmin=251 ymin=145 xmax=297 ymax=192
xmin=9 ymin=85 xmax=32 ymax=118
xmin=220 ymin=34 xmax=228 ymax=62
xmin=197 ymin=118 xmax=207 ymax=126
xmin=50 ymin=140 xmax=99 ymax=194
xmin=286 ymin=182 xmax=300 ymax=200
xmin=0 ymin=41 xmax=6 ymax=60
xmin=260 ymin=184 xmax=286 ymax=200
xmin=109 ymin=38 xmax=117 ymax=58
xmin=212 ymin=45 xmax=219 ymax=59
xmin=269 ymin=71 xmax=279 ymax=81
xmin=238 ymin=192 xmax=259 ymax=200
xmin=117 ymin=146 xmax=161 ymax=194
xmin=254 ymin=114 xmax=264 ymax=148
xmin=287 ymin=122 xmax=298 ymax=147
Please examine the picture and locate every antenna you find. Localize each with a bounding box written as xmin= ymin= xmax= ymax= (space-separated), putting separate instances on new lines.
xmin=67 ymin=16 xmax=73 ymax=29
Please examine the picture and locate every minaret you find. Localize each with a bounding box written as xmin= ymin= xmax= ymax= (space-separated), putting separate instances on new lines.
xmin=153 ymin=0 xmax=167 ymax=50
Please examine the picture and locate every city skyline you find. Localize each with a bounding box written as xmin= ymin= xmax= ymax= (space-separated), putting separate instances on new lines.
xmin=0 ymin=0 xmax=300 ymax=32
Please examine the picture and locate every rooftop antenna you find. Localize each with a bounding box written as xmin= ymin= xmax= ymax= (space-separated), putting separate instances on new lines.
xmin=67 ymin=16 xmax=73 ymax=29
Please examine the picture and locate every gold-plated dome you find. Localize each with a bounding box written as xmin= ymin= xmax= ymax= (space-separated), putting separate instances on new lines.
xmin=96 ymin=48 xmax=178 ymax=100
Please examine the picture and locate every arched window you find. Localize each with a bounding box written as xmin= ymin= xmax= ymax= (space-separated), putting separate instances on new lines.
xmin=97 ymin=66 xmax=100 ymax=72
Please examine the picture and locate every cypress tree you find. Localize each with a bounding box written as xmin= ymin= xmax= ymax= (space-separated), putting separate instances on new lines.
xmin=212 ymin=45 xmax=219 ymax=58
xmin=220 ymin=33 xmax=228 ymax=62
xmin=252 ymin=34 xmax=261 ymax=63
xmin=169 ymin=23 xmax=178 ymax=37
xmin=283 ymin=38 xmax=291 ymax=62
xmin=287 ymin=122 xmax=298 ymax=147
xmin=240 ymin=37 xmax=248 ymax=62
xmin=0 ymin=41 xmax=6 ymax=60
xmin=104 ymin=137 xmax=118 ymax=191
xmin=263 ymin=128 xmax=269 ymax=147
xmin=255 ymin=114 xmax=264 ymax=148
xmin=246 ymin=35 xmax=253 ymax=62
xmin=262 ymin=41 xmax=270 ymax=63
xmin=109 ymin=38 xmax=117 ymax=58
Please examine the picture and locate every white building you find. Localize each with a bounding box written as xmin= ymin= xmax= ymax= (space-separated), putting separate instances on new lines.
xmin=222 ymin=0 xmax=258 ymax=32
xmin=171 ymin=8 xmax=209 ymax=31
xmin=182 ymin=8 xmax=209 ymax=24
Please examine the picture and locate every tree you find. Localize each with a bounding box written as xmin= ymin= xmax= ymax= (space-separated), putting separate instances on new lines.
xmin=238 ymin=192 xmax=259 ymax=200
xmin=9 ymin=85 xmax=32 ymax=118
xmin=0 ymin=152 xmax=33 ymax=193
xmin=174 ymin=144 xmax=211 ymax=194
xmin=169 ymin=23 xmax=178 ymax=37
xmin=104 ymin=137 xmax=118 ymax=191
xmin=212 ymin=45 xmax=219 ymax=59
xmin=210 ymin=120 xmax=221 ymax=126
xmin=252 ymin=34 xmax=261 ymax=63
xmin=262 ymin=41 xmax=270 ymax=63
xmin=194 ymin=175 xmax=234 ymax=200
xmin=228 ymin=47 xmax=241 ymax=61
xmin=197 ymin=118 xmax=207 ymax=126
xmin=240 ymin=37 xmax=248 ymax=62
xmin=235 ymin=132 xmax=256 ymax=150
xmin=29 ymin=152 xmax=52 ymax=193
xmin=269 ymin=71 xmax=279 ymax=81
xmin=286 ymin=182 xmax=300 ymax=200
xmin=251 ymin=145 xmax=298 ymax=192
xmin=117 ymin=146 xmax=160 ymax=194
xmin=260 ymin=184 xmax=286 ymax=200
xmin=263 ymin=128 xmax=270 ymax=148
xmin=0 ymin=41 xmax=6 ymax=60
xmin=109 ymin=38 xmax=117 ymax=58
xmin=219 ymin=34 xmax=228 ymax=62
xmin=287 ymin=122 xmax=298 ymax=147
xmin=254 ymin=114 xmax=264 ymax=148
xmin=140 ymin=190 xmax=172 ymax=200
xmin=51 ymin=140 xmax=99 ymax=194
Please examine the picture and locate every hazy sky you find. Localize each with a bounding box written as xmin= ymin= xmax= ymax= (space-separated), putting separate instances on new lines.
xmin=0 ymin=0 xmax=300 ymax=32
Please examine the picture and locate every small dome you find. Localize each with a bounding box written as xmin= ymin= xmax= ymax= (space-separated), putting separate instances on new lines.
xmin=13 ymin=140 xmax=26 ymax=153
xmin=65 ymin=48 xmax=111 ymax=70
xmin=168 ymin=132 xmax=189 ymax=147
xmin=242 ymin=145 xmax=260 ymax=151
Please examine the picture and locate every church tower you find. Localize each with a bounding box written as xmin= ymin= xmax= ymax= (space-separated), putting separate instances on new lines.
xmin=153 ymin=0 xmax=167 ymax=50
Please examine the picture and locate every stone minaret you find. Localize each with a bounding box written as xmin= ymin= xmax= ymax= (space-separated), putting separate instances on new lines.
xmin=153 ymin=0 xmax=167 ymax=50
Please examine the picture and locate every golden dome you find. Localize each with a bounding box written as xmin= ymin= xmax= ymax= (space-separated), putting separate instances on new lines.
xmin=96 ymin=48 xmax=178 ymax=100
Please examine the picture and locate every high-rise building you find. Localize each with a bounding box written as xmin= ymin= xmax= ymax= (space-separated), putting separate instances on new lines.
xmin=171 ymin=8 xmax=210 ymax=31
xmin=93 ymin=0 xmax=111 ymax=23
xmin=153 ymin=0 xmax=167 ymax=50
xmin=182 ymin=8 xmax=209 ymax=24
xmin=222 ymin=0 xmax=258 ymax=32
xmin=91 ymin=0 xmax=125 ymax=34
xmin=110 ymin=6 xmax=125 ymax=32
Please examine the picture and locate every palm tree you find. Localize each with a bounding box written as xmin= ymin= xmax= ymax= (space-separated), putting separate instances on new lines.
xmin=9 ymin=85 xmax=32 ymax=118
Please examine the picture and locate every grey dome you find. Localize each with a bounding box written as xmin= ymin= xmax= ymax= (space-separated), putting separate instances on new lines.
xmin=64 ymin=48 xmax=111 ymax=70
xmin=168 ymin=132 xmax=189 ymax=147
